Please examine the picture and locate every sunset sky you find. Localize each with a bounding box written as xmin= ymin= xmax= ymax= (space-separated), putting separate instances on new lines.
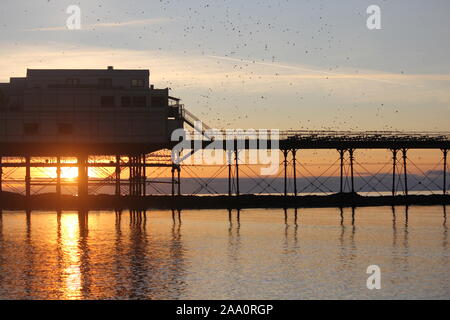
xmin=1 ymin=0 xmax=450 ymax=131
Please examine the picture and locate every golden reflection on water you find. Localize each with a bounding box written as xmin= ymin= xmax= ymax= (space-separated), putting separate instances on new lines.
xmin=0 ymin=206 xmax=448 ymax=299
xmin=60 ymin=213 xmax=82 ymax=300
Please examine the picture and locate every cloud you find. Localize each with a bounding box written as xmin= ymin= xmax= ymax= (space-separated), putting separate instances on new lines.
xmin=206 ymin=55 xmax=450 ymax=85
xmin=1 ymin=44 xmax=450 ymax=131
xmin=25 ymin=17 xmax=175 ymax=32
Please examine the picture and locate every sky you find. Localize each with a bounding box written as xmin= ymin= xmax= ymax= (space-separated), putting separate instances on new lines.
xmin=1 ymin=0 xmax=450 ymax=131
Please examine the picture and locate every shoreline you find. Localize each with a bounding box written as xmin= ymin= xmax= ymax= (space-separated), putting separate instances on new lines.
xmin=0 ymin=192 xmax=449 ymax=210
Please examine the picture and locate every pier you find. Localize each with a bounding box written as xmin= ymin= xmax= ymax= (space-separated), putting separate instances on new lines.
xmin=0 ymin=130 xmax=449 ymax=210
xmin=0 ymin=68 xmax=449 ymax=209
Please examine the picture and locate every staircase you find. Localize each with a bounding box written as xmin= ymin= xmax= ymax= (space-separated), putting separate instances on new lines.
xmin=182 ymin=107 xmax=213 ymax=140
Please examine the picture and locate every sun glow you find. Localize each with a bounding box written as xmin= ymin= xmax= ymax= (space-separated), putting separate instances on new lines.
xmin=32 ymin=166 xmax=81 ymax=180
xmin=61 ymin=167 xmax=79 ymax=180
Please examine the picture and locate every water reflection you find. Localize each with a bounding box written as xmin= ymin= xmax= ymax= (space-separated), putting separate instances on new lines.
xmin=129 ymin=209 xmax=146 ymax=227
xmin=442 ymin=206 xmax=448 ymax=278
xmin=337 ymin=207 xmax=357 ymax=274
xmin=227 ymin=208 xmax=241 ymax=280
xmin=0 ymin=206 xmax=448 ymax=299
xmin=24 ymin=209 xmax=34 ymax=297
xmin=282 ymin=208 xmax=299 ymax=251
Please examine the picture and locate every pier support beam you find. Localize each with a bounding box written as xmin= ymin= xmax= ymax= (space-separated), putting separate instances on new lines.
xmin=137 ymin=155 xmax=142 ymax=196
xmin=349 ymin=149 xmax=355 ymax=193
xmin=0 ymin=156 xmax=2 ymax=193
xmin=228 ymin=150 xmax=232 ymax=197
xmin=402 ymin=148 xmax=408 ymax=196
xmin=391 ymin=149 xmax=398 ymax=196
xmin=339 ymin=149 xmax=345 ymax=193
xmin=77 ymin=155 xmax=88 ymax=197
xmin=226 ymin=148 xmax=241 ymax=197
xmin=56 ymin=156 xmax=61 ymax=196
xmin=171 ymin=166 xmax=175 ymax=197
xmin=115 ymin=155 xmax=121 ymax=196
xmin=127 ymin=155 xmax=146 ymax=196
xmin=25 ymin=156 xmax=31 ymax=197
xmin=128 ymin=155 xmax=134 ymax=196
xmin=283 ymin=150 xmax=288 ymax=196
xmin=177 ymin=166 xmax=181 ymax=196
xmin=443 ymin=149 xmax=448 ymax=195
xmin=235 ymin=148 xmax=240 ymax=197
xmin=292 ymin=149 xmax=297 ymax=197
xmin=142 ymin=154 xmax=146 ymax=196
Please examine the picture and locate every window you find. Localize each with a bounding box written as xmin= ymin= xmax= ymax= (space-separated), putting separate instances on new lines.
xmin=66 ymin=78 xmax=80 ymax=86
xmin=24 ymin=123 xmax=39 ymax=135
xmin=101 ymin=96 xmax=115 ymax=107
xmin=151 ymin=96 xmax=165 ymax=107
xmin=131 ymin=79 xmax=145 ymax=87
xmin=58 ymin=123 xmax=73 ymax=135
xmin=99 ymin=78 xmax=112 ymax=87
xmin=121 ymin=96 xmax=131 ymax=107
xmin=132 ymin=96 xmax=146 ymax=107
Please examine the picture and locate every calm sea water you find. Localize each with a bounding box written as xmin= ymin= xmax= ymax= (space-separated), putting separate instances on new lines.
xmin=0 ymin=206 xmax=448 ymax=300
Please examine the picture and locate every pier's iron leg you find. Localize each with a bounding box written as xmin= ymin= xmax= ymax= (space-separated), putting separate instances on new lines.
xmin=25 ymin=156 xmax=31 ymax=197
xmin=339 ymin=149 xmax=345 ymax=193
xmin=137 ymin=155 xmax=142 ymax=196
xmin=402 ymin=149 xmax=408 ymax=196
xmin=0 ymin=156 xmax=2 ymax=193
xmin=115 ymin=155 xmax=121 ymax=196
xmin=142 ymin=154 xmax=146 ymax=196
xmin=228 ymin=156 xmax=232 ymax=197
xmin=283 ymin=150 xmax=288 ymax=197
xmin=128 ymin=155 xmax=133 ymax=196
xmin=56 ymin=156 xmax=61 ymax=196
xmin=292 ymin=149 xmax=297 ymax=197
xmin=171 ymin=166 xmax=175 ymax=197
xmin=349 ymin=149 xmax=355 ymax=193
xmin=391 ymin=149 xmax=398 ymax=196
xmin=443 ymin=149 xmax=448 ymax=195
xmin=77 ymin=155 xmax=88 ymax=197
xmin=177 ymin=166 xmax=181 ymax=196
xmin=235 ymin=149 xmax=240 ymax=197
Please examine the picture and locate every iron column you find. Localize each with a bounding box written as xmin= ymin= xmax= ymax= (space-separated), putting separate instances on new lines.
xmin=349 ymin=149 xmax=355 ymax=193
xmin=402 ymin=148 xmax=408 ymax=196
xmin=228 ymin=157 xmax=232 ymax=196
xmin=0 ymin=156 xmax=2 ymax=193
xmin=25 ymin=156 xmax=31 ymax=196
xmin=77 ymin=155 xmax=88 ymax=197
xmin=128 ymin=156 xmax=133 ymax=196
xmin=171 ymin=166 xmax=175 ymax=197
xmin=391 ymin=149 xmax=398 ymax=196
xmin=115 ymin=155 xmax=121 ymax=196
xmin=177 ymin=166 xmax=181 ymax=196
xmin=235 ymin=148 xmax=240 ymax=197
xmin=443 ymin=149 xmax=448 ymax=195
xmin=339 ymin=149 xmax=345 ymax=193
xmin=292 ymin=149 xmax=297 ymax=197
xmin=56 ymin=156 xmax=61 ymax=196
xmin=283 ymin=150 xmax=288 ymax=196
xmin=142 ymin=154 xmax=146 ymax=196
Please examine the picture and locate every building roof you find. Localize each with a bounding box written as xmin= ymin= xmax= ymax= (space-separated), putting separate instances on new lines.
xmin=26 ymin=67 xmax=149 ymax=77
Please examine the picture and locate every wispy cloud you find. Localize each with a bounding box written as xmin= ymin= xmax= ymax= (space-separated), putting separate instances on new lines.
xmin=26 ymin=17 xmax=174 ymax=32
xmin=206 ymin=55 xmax=450 ymax=86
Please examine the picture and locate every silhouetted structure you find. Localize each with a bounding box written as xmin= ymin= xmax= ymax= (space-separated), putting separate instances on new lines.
xmin=0 ymin=68 xmax=449 ymax=200
xmin=0 ymin=67 xmax=184 ymax=196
